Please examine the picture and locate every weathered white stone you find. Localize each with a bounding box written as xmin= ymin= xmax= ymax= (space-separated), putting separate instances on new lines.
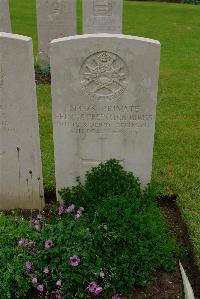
xmin=0 ymin=0 xmax=11 ymax=33
xmin=50 ymin=34 xmax=160 ymax=198
xmin=82 ymin=0 xmax=123 ymax=34
xmin=0 ymin=33 xmax=44 ymax=210
xmin=36 ymin=0 xmax=76 ymax=67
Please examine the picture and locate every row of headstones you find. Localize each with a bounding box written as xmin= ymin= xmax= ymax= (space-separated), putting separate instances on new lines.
xmin=0 ymin=31 xmax=160 ymax=210
xmin=0 ymin=0 xmax=123 ymax=67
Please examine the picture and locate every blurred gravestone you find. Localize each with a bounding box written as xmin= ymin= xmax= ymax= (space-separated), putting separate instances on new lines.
xmin=50 ymin=33 xmax=160 ymax=199
xmin=0 ymin=33 xmax=44 ymax=210
xmin=82 ymin=0 xmax=123 ymax=34
xmin=36 ymin=0 xmax=76 ymax=69
xmin=0 ymin=0 xmax=11 ymax=32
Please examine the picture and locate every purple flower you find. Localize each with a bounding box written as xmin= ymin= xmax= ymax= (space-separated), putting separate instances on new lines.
xmin=112 ymin=294 xmax=121 ymax=299
xmin=45 ymin=239 xmax=53 ymax=249
xmin=99 ymin=271 xmax=105 ymax=278
xmin=56 ymin=279 xmax=62 ymax=287
xmin=29 ymin=247 xmax=37 ymax=255
xmin=27 ymin=241 xmax=34 ymax=247
xmin=58 ymin=205 xmax=64 ymax=215
xmin=75 ymin=210 xmax=82 ymax=219
xmin=69 ymin=255 xmax=80 ymax=267
xmin=32 ymin=277 xmax=37 ymax=284
xmin=26 ymin=261 xmax=32 ymax=272
xmin=52 ymin=290 xmax=61 ymax=298
xmin=87 ymin=281 xmax=97 ymax=292
xmin=43 ymin=267 xmax=49 ymax=274
xmin=66 ymin=204 xmax=75 ymax=213
xmin=34 ymin=224 xmax=40 ymax=231
xmin=34 ymin=219 xmax=40 ymax=225
xmin=95 ymin=287 xmax=103 ymax=295
xmin=18 ymin=239 xmax=25 ymax=246
xmin=36 ymin=284 xmax=44 ymax=292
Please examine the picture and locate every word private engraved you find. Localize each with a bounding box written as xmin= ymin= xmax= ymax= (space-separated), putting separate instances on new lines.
xmin=93 ymin=0 xmax=112 ymax=16
xmin=80 ymin=51 xmax=129 ymax=101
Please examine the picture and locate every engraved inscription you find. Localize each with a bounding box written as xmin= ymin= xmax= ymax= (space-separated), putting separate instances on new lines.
xmin=93 ymin=0 xmax=112 ymax=16
xmin=55 ymin=104 xmax=153 ymax=135
xmin=80 ymin=51 xmax=129 ymax=101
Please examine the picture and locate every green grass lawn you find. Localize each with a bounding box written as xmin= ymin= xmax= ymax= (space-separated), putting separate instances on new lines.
xmin=9 ymin=0 xmax=200 ymax=267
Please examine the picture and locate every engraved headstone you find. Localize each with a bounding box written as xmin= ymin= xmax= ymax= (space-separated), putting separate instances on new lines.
xmin=0 ymin=33 xmax=44 ymax=210
xmin=50 ymin=34 xmax=160 ymax=198
xmin=82 ymin=0 xmax=123 ymax=34
xmin=36 ymin=0 xmax=76 ymax=68
xmin=0 ymin=0 xmax=11 ymax=32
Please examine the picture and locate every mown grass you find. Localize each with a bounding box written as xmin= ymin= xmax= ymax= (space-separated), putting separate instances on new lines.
xmin=9 ymin=0 xmax=200 ymax=267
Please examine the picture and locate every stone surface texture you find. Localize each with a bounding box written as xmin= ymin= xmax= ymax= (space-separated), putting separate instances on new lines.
xmin=0 ymin=33 xmax=44 ymax=210
xmin=83 ymin=0 xmax=123 ymax=34
xmin=50 ymin=34 xmax=160 ymax=198
xmin=0 ymin=0 xmax=11 ymax=33
xmin=36 ymin=0 xmax=76 ymax=67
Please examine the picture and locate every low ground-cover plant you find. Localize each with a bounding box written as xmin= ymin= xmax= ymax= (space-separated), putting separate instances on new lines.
xmin=1 ymin=160 xmax=183 ymax=298
xmin=0 ymin=213 xmax=38 ymax=298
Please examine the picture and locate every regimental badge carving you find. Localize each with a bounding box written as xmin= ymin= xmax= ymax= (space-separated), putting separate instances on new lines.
xmin=80 ymin=51 xmax=129 ymax=101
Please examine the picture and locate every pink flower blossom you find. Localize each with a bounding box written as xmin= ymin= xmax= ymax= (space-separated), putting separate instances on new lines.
xmin=112 ymin=294 xmax=121 ymax=299
xmin=75 ymin=210 xmax=82 ymax=219
xmin=58 ymin=205 xmax=64 ymax=215
xmin=56 ymin=279 xmax=62 ymax=286
xmin=95 ymin=287 xmax=103 ymax=295
xmin=87 ymin=281 xmax=97 ymax=292
xmin=26 ymin=261 xmax=32 ymax=272
xmin=37 ymin=284 xmax=44 ymax=292
xmin=99 ymin=271 xmax=105 ymax=278
xmin=29 ymin=247 xmax=37 ymax=255
xmin=34 ymin=224 xmax=40 ymax=231
xmin=45 ymin=239 xmax=53 ymax=249
xmin=52 ymin=290 xmax=61 ymax=298
xmin=18 ymin=239 xmax=25 ymax=246
xmin=43 ymin=267 xmax=49 ymax=274
xmin=32 ymin=277 xmax=37 ymax=284
xmin=69 ymin=255 xmax=80 ymax=267
xmin=27 ymin=241 xmax=34 ymax=247
xmin=66 ymin=204 xmax=75 ymax=213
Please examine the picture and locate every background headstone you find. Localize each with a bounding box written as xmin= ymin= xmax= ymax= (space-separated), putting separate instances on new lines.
xmin=0 ymin=0 xmax=12 ymax=33
xmin=50 ymin=33 xmax=160 ymax=198
xmin=36 ymin=0 xmax=76 ymax=68
xmin=82 ymin=0 xmax=123 ymax=34
xmin=0 ymin=33 xmax=44 ymax=210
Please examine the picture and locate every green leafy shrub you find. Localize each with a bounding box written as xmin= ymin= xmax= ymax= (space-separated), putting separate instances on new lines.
xmin=2 ymin=160 xmax=182 ymax=298
xmin=0 ymin=213 xmax=37 ymax=298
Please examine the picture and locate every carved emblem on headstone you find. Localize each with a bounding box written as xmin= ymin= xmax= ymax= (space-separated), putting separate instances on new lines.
xmin=80 ymin=51 xmax=129 ymax=100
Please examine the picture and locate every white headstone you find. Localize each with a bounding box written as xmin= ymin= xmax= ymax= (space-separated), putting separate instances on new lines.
xmin=0 ymin=0 xmax=11 ymax=33
xmin=82 ymin=0 xmax=123 ymax=34
xmin=0 ymin=33 xmax=44 ymax=210
xmin=36 ymin=0 xmax=77 ymax=67
xmin=50 ymin=34 xmax=160 ymax=198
